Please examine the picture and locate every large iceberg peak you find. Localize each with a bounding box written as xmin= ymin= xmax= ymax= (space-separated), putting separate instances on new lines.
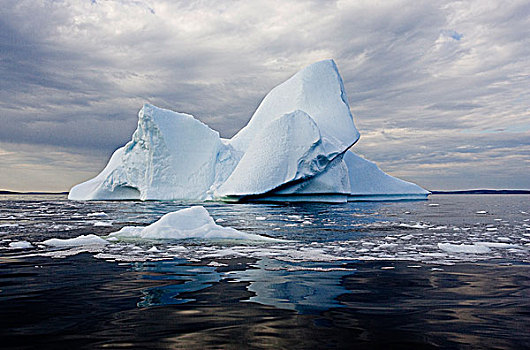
xmin=229 ymin=59 xmax=360 ymax=157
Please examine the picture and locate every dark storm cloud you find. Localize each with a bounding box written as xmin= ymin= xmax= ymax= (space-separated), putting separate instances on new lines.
xmin=0 ymin=0 xmax=529 ymax=191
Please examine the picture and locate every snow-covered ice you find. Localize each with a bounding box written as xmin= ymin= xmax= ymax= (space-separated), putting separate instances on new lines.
xmin=8 ymin=241 xmax=33 ymax=249
xmin=109 ymin=206 xmax=280 ymax=241
xmin=69 ymin=59 xmax=428 ymax=202
xmin=438 ymin=243 xmax=491 ymax=254
xmin=42 ymin=234 xmax=109 ymax=247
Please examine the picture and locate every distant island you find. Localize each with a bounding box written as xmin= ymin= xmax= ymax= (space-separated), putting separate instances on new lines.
xmin=430 ymin=189 xmax=530 ymax=195
xmin=0 ymin=190 xmax=69 ymax=195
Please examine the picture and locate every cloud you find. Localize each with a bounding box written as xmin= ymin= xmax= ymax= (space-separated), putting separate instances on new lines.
xmin=1 ymin=0 xmax=529 ymax=191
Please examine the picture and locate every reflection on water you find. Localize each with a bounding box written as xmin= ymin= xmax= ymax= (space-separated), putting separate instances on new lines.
xmin=131 ymin=260 xmax=222 ymax=307
xmin=132 ymin=258 xmax=356 ymax=313
xmin=228 ymin=258 xmax=355 ymax=313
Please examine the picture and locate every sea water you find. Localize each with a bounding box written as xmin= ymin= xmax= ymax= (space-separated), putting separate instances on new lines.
xmin=1 ymin=194 xmax=529 ymax=348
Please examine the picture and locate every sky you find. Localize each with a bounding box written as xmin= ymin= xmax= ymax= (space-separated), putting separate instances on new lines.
xmin=1 ymin=0 xmax=529 ymax=192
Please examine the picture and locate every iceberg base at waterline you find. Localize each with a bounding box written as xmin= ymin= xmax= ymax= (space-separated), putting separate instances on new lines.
xmin=69 ymin=59 xmax=429 ymax=202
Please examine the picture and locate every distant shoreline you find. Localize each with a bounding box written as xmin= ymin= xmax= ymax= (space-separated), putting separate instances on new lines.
xmin=0 ymin=190 xmax=69 ymax=195
xmin=430 ymin=189 xmax=530 ymax=195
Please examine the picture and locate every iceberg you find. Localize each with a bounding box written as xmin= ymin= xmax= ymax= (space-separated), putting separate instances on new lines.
xmin=69 ymin=59 xmax=428 ymax=202
xmin=109 ymin=206 xmax=279 ymax=241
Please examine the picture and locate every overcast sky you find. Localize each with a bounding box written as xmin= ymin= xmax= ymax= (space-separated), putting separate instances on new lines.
xmin=1 ymin=0 xmax=529 ymax=192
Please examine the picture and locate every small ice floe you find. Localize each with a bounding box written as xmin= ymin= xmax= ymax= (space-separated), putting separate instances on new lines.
xmin=381 ymin=266 xmax=395 ymax=270
xmin=476 ymin=242 xmax=520 ymax=249
xmin=109 ymin=206 xmax=281 ymax=241
xmin=428 ymin=203 xmax=439 ymax=207
xmin=497 ymin=237 xmax=512 ymax=242
xmin=87 ymin=212 xmax=108 ymax=218
xmin=93 ymin=221 xmax=113 ymax=227
xmin=255 ymin=216 xmax=267 ymax=221
xmin=215 ymin=218 xmax=225 ymax=222
xmin=407 ymin=265 xmax=422 ymax=268
xmin=486 ymin=227 xmax=498 ymax=231
xmin=42 ymin=234 xmax=108 ymax=247
xmin=476 ymin=211 xmax=487 ymax=214
xmin=8 ymin=241 xmax=33 ymax=249
xmin=207 ymin=261 xmax=228 ymax=267
xmin=438 ymin=243 xmax=491 ymax=254
xmin=147 ymin=246 xmax=159 ymax=252
xmin=431 ymin=268 xmax=444 ymax=272
xmin=399 ymin=222 xmax=430 ymax=229
xmin=266 ymin=266 xmax=353 ymax=272
xmin=0 ymin=223 xmax=19 ymax=228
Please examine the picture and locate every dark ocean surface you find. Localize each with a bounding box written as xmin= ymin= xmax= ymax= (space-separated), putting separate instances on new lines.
xmin=1 ymin=194 xmax=529 ymax=349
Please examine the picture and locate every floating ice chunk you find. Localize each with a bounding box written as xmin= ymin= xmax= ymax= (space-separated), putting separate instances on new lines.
xmin=87 ymin=212 xmax=108 ymax=217
xmin=93 ymin=221 xmax=113 ymax=227
xmin=43 ymin=234 xmax=109 ymax=247
xmin=0 ymin=223 xmax=19 ymax=228
xmin=438 ymin=243 xmax=491 ymax=254
xmin=476 ymin=211 xmax=487 ymax=214
xmin=476 ymin=242 xmax=521 ymax=249
xmin=429 ymin=226 xmax=448 ymax=230
xmin=8 ymin=241 xmax=33 ymax=249
xmin=147 ymin=246 xmax=159 ymax=252
xmin=109 ymin=206 xmax=280 ymax=241
xmin=399 ymin=223 xmax=430 ymax=229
